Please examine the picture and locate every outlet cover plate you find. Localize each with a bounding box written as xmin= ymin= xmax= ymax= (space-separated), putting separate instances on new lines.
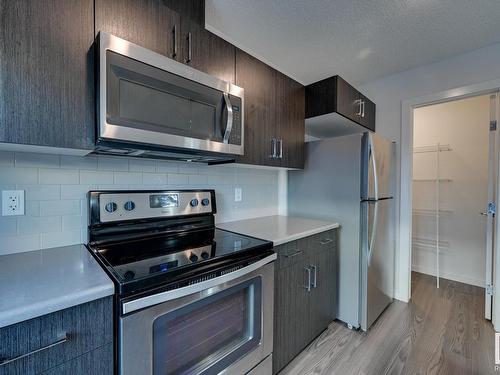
xmin=2 ymin=190 xmax=25 ymax=216
xmin=234 ymin=187 xmax=242 ymax=202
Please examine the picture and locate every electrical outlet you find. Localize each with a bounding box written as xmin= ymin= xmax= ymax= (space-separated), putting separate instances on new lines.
xmin=2 ymin=190 xmax=25 ymax=216
xmin=234 ymin=187 xmax=242 ymax=202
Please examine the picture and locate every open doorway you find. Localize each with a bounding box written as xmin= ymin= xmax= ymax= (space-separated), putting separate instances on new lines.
xmin=411 ymin=93 xmax=494 ymax=320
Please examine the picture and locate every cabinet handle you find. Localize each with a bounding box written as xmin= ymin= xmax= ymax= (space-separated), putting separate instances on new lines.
xmin=355 ymin=99 xmax=362 ymax=116
xmin=172 ymin=25 xmax=178 ymax=58
xmin=185 ymin=32 xmax=192 ymax=63
xmin=304 ymin=267 xmax=311 ymax=292
xmin=284 ymin=250 xmax=303 ymax=258
xmin=0 ymin=333 xmax=69 ymax=366
xmin=311 ymin=265 xmax=317 ymax=288
xmin=361 ymin=100 xmax=365 ymax=118
xmin=279 ymin=138 xmax=283 ymax=159
xmin=271 ymin=138 xmax=277 ymax=158
xmin=320 ymin=238 xmax=333 ymax=245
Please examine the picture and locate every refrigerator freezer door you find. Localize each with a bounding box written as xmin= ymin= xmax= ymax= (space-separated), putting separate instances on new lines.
xmin=360 ymin=198 xmax=394 ymax=331
xmin=363 ymin=133 xmax=394 ymax=200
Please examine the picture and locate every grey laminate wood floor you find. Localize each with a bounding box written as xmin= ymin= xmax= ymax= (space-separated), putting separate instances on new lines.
xmin=280 ymin=272 xmax=496 ymax=375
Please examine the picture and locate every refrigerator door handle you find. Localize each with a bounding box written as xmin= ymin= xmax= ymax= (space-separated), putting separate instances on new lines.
xmin=370 ymin=136 xmax=379 ymax=200
xmin=368 ymin=200 xmax=379 ymax=266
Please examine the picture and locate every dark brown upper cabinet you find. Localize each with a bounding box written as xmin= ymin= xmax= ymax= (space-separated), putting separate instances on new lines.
xmin=0 ymin=0 xmax=95 ymax=150
xmin=236 ymin=49 xmax=305 ymax=169
xmin=305 ymin=75 xmax=375 ymax=139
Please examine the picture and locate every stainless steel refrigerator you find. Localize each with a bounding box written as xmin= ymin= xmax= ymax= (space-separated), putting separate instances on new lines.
xmin=288 ymin=132 xmax=395 ymax=331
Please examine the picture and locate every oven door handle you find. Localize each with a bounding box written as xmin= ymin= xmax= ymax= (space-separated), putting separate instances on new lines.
xmin=122 ymin=253 xmax=277 ymax=314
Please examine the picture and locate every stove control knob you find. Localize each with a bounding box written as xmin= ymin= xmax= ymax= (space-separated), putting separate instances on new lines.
xmin=190 ymin=199 xmax=199 ymax=207
xmin=124 ymin=201 xmax=135 ymax=211
xmin=201 ymin=252 xmax=210 ymax=260
xmin=189 ymin=253 xmax=199 ymax=262
xmin=124 ymin=270 xmax=135 ymax=280
xmin=201 ymin=198 xmax=210 ymax=206
xmin=105 ymin=202 xmax=117 ymax=213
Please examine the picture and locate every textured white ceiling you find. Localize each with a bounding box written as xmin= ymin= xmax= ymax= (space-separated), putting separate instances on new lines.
xmin=205 ymin=0 xmax=500 ymax=85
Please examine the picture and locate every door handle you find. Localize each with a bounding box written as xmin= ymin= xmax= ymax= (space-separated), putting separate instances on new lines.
xmin=320 ymin=238 xmax=333 ymax=245
xmin=0 ymin=333 xmax=69 ymax=366
xmin=279 ymin=138 xmax=283 ymax=159
xmin=222 ymin=93 xmax=233 ymax=144
xmin=271 ymin=138 xmax=277 ymax=158
xmin=304 ymin=267 xmax=311 ymax=292
xmin=185 ymin=32 xmax=192 ymax=63
xmin=311 ymin=265 xmax=317 ymax=288
xmin=355 ymin=99 xmax=362 ymax=116
xmin=370 ymin=137 xmax=379 ymax=200
xmin=361 ymin=100 xmax=365 ymax=118
xmin=368 ymin=201 xmax=379 ymax=266
xmin=284 ymin=250 xmax=303 ymax=258
xmin=172 ymin=25 xmax=178 ymax=58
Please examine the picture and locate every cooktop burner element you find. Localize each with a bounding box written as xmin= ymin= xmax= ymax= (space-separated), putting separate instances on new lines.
xmin=86 ymin=190 xmax=273 ymax=296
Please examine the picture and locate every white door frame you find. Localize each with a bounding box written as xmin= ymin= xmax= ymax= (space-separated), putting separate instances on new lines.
xmin=400 ymin=79 xmax=500 ymax=329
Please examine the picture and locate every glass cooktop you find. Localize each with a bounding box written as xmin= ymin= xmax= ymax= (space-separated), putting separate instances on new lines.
xmin=92 ymin=228 xmax=271 ymax=287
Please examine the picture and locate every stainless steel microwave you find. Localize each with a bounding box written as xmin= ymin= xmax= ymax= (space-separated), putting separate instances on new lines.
xmin=94 ymin=32 xmax=244 ymax=163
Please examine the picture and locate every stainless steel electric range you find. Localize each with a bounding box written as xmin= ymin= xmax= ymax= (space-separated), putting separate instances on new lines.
xmin=86 ymin=190 xmax=275 ymax=375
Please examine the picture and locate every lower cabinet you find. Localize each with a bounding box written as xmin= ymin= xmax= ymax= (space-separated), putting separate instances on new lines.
xmin=273 ymin=229 xmax=337 ymax=374
xmin=0 ymin=297 xmax=113 ymax=375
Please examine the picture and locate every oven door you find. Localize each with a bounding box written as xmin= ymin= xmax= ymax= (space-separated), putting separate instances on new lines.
xmin=97 ymin=32 xmax=243 ymax=156
xmin=119 ymin=256 xmax=275 ymax=375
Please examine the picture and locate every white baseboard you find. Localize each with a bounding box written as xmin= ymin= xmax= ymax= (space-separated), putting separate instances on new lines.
xmin=411 ymin=264 xmax=485 ymax=288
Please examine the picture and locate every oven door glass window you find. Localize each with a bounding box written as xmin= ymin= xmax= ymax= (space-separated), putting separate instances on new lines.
xmin=153 ymin=277 xmax=262 ymax=375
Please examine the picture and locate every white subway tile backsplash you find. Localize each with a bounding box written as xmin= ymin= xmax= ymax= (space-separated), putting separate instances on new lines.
xmin=3 ymin=154 xmax=281 ymax=255
xmin=1 ymin=234 xmax=40 ymax=255
xmin=39 ymin=168 xmax=79 ymax=184
xmin=142 ymin=173 xmax=168 ymax=185
xmin=168 ymin=174 xmax=189 ymax=185
xmin=0 ymin=167 xmax=38 ymax=184
xmin=41 ymin=230 xmax=81 ymax=249
xmin=15 ymin=153 xmax=59 ymax=168
xmin=98 ymin=156 xmax=129 ymax=171
xmin=60 ymin=155 xmax=98 ymax=169
xmin=17 ymin=216 xmax=62 ymax=235
xmin=0 ymin=151 xmax=15 ymax=166
xmin=114 ymin=172 xmax=142 ymax=185
xmin=19 ymin=185 xmax=61 ymax=201
xmin=80 ymin=170 xmax=113 ymax=184
xmin=129 ymin=159 xmax=156 ymax=172
xmin=40 ymin=200 xmax=80 ymax=216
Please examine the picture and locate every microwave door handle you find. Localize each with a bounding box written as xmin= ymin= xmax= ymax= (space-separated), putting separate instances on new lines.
xmin=223 ymin=92 xmax=233 ymax=144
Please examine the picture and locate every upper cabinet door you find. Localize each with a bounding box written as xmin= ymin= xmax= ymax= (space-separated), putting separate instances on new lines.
xmin=95 ymin=0 xmax=180 ymax=59
xmin=276 ymin=72 xmax=305 ymax=169
xmin=235 ymin=49 xmax=278 ymax=167
xmin=0 ymin=0 xmax=94 ymax=149
xmin=335 ymin=76 xmax=360 ymax=123
xmin=180 ymin=20 xmax=235 ymax=83
xmin=358 ymin=94 xmax=376 ymax=132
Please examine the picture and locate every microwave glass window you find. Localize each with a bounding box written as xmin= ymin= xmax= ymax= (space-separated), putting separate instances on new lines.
xmin=153 ymin=278 xmax=262 ymax=375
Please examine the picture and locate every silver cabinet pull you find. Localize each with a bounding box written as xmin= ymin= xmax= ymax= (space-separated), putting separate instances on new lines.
xmin=271 ymin=138 xmax=277 ymax=158
xmin=361 ymin=100 xmax=365 ymax=118
xmin=222 ymin=93 xmax=233 ymax=144
xmin=304 ymin=267 xmax=311 ymax=292
xmin=311 ymin=265 xmax=317 ymax=288
xmin=279 ymin=138 xmax=283 ymax=159
xmin=284 ymin=250 xmax=303 ymax=258
xmin=355 ymin=99 xmax=362 ymax=116
xmin=172 ymin=25 xmax=178 ymax=58
xmin=320 ymin=238 xmax=333 ymax=245
xmin=0 ymin=333 xmax=69 ymax=366
xmin=185 ymin=32 xmax=192 ymax=63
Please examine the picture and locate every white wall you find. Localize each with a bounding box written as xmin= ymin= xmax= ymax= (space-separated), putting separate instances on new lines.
xmin=358 ymin=41 xmax=500 ymax=299
xmin=0 ymin=152 xmax=281 ymax=255
xmin=412 ymin=95 xmax=490 ymax=287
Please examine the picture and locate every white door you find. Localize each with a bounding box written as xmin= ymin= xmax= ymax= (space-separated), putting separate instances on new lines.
xmin=486 ymin=93 xmax=499 ymax=320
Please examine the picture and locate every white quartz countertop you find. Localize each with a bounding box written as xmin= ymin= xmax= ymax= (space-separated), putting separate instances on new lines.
xmin=217 ymin=215 xmax=340 ymax=246
xmin=0 ymin=244 xmax=114 ymax=328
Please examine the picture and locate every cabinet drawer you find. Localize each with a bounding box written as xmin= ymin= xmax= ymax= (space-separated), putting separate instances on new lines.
xmin=0 ymin=297 xmax=113 ymax=375
xmin=306 ymin=230 xmax=337 ymax=253
xmin=275 ymin=241 xmax=307 ymax=269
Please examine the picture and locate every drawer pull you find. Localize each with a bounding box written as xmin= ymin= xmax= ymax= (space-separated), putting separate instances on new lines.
xmin=284 ymin=250 xmax=303 ymax=258
xmin=320 ymin=238 xmax=333 ymax=245
xmin=311 ymin=265 xmax=317 ymax=288
xmin=0 ymin=333 xmax=69 ymax=366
